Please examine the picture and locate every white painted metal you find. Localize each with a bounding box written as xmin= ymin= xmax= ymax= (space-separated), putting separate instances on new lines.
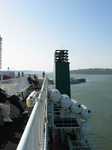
xmin=17 ymin=78 xmax=48 ymax=150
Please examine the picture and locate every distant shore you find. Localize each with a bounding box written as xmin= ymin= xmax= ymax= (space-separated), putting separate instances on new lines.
xmin=71 ymin=69 xmax=112 ymax=75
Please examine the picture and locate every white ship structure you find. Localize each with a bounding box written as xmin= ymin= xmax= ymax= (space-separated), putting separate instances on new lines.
xmin=0 ymin=50 xmax=92 ymax=150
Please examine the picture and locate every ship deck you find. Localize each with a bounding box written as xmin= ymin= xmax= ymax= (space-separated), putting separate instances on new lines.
xmin=0 ymin=112 xmax=30 ymax=150
xmin=0 ymin=77 xmax=42 ymax=150
xmin=0 ymin=96 xmax=32 ymax=150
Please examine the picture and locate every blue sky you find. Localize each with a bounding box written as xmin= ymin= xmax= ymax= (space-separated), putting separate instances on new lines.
xmin=0 ymin=0 xmax=112 ymax=71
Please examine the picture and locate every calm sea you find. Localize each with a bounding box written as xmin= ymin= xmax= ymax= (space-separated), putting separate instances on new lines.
xmin=70 ymin=74 xmax=112 ymax=150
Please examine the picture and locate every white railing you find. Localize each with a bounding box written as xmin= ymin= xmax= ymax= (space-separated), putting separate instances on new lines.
xmin=17 ymin=78 xmax=48 ymax=150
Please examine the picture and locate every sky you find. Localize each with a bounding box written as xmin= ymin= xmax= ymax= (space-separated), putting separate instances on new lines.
xmin=0 ymin=0 xmax=112 ymax=71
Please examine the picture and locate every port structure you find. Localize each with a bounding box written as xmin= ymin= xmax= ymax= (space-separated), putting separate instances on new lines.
xmin=55 ymin=50 xmax=71 ymax=97
xmin=0 ymin=35 xmax=2 ymax=69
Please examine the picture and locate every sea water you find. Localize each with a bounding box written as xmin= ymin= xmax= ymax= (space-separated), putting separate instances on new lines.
xmin=71 ymin=74 xmax=112 ymax=150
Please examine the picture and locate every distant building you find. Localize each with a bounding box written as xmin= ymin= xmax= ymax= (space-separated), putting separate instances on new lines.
xmin=0 ymin=35 xmax=2 ymax=69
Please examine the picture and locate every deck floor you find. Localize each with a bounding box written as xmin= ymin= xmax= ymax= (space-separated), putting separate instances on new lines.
xmin=0 ymin=78 xmax=43 ymax=150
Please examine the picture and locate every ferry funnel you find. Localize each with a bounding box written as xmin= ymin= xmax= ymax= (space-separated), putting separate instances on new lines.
xmin=55 ymin=50 xmax=71 ymax=97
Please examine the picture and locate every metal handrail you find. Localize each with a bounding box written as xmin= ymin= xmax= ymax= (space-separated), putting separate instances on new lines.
xmin=17 ymin=77 xmax=48 ymax=150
